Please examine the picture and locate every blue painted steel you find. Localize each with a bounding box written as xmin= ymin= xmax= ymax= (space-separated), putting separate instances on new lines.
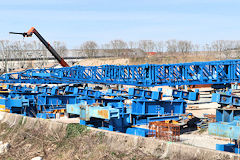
xmin=216 ymin=144 xmax=235 ymax=152
xmin=131 ymin=115 xmax=181 ymax=126
xmin=215 ymin=143 xmax=240 ymax=153
xmin=35 ymin=86 xmax=118 ymax=117
xmin=0 ymin=84 xmax=195 ymax=137
xmin=131 ymin=99 xmax=186 ymax=116
xmin=128 ymin=88 xmax=162 ymax=100
xmin=209 ymin=93 xmax=240 ymax=153
xmin=5 ymin=97 xmax=30 ymax=116
xmin=66 ymin=103 xmax=81 ymax=115
xmin=166 ymin=89 xmax=199 ymax=101
xmin=66 ymin=87 xmax=187 ymax=136
xmin=1 ymin=59 xmax=240 ymax=87
xmin=36 ymin=113 xmax=56 ymax=119
xmin=235 ymin=147 xmax=240 ymax=154
xmin=0 ymin=85 xmax=39 ymax=116
xmin=209 ymin=121 xmax=240 ymax=140
xmin=0 ymin=99 xmax=5 ymax=105
xmin=147 ymin=115 xmax=181 ymax=122
xmin=212 ymin=84 xmax=231 ymax=90
xmin=106 ymin=89 xmax=127 ymax=96
xmin=212 ymin=93 xmax=240 ymax=107
xmin=67 ymin=102 xmax=120 ymax=120
xmin=126 ymin=127 xmax=151 ymax=137
xmin=68 ymin=99 xmax=184 ymax=135
xmin=211 ymin=93 xmax=240 ymax=122
xmin=215 ymin=109 xmax=240 ymax=122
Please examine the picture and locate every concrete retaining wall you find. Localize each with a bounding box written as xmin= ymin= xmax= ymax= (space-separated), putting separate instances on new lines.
xmin=0 ymin=112 xmax=238 ymax=160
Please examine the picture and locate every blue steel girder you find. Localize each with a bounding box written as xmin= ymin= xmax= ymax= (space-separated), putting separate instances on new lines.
xmin=212 ymin=93 xmax=240 ymax=107
xmin=1 ymin=59 xmax=240 ymax=87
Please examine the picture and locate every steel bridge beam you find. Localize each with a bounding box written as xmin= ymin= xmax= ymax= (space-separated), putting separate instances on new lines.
xmin=1 ymin=59 xmax=240 ymax=87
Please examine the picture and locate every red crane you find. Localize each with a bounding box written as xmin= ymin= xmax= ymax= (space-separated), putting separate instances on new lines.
xmin=9 ymin=27 xmax=70 ymax=67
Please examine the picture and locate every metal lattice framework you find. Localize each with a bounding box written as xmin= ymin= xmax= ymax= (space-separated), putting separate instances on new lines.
xmin=148 ymin=121 xmax=180 ymax=142
xmin=1 ymin=59 xmax=240 ymax=87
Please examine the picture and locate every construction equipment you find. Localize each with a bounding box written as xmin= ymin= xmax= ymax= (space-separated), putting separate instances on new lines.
xmin=66 ymin=87 xmax=188 ymax=137
xmin=0 ymin=83 xmax=200 ymax=137
xmin=10 ymin=27 xmax=69 ymax=67
xmin=0 ymin=85 xmax=38 ymax=116
xmin=1 ymin=59 xmax=240 ymax=88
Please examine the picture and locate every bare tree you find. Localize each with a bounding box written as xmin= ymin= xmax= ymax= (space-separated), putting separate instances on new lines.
xmin=80 ymin=41 xmax=98 ymax=57
xmin=212 ymin=40 xmax=224 ymax=52
xmin=128 ymin=41 xmax=137 ymax=49
xmin=0 ymin=40 xmax=11 ymax=72
xmin=30 ymin=40 xmax=47 ymax=68
xmin=166 ymin=39 xmax=177 ymax=54
xmin=222 ymin=40 xmax=234 ymax=59
xmin=177 ymin=40 xmax=192 ymax=54
xmin=10 ymin=41 xmax=26 ymax=69
xmin=138 ymin=40 xmax=156 ymax=52
xmin=101 ymin=43 xmax=111 ymax=49
xmin=52 ymin=41 xmax=67 ymax=57
xmin=233 ymin=40 xmax=240 ymax=57
xmin=211 ymin=40 xmax=237 ymax=59
xmin=155 ymin=41 xmax=165 ymax=53
xmin=192 ymin=44 xmax=200 ymax=56
xmin=109 ymin=40 xmax=128 ymax=57
xmin=204 ymin=43 xmax=212 ymax=54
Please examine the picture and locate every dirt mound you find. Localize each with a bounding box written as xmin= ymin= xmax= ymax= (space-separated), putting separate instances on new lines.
xmin=74 ymin=58 xmax=130 ymax=66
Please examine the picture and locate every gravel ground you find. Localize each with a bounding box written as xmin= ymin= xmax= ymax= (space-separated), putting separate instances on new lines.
xmin=180 ymin=131 xmax=230 ymax=150
xmin=186 ymin=88 xmax=219 ymax=117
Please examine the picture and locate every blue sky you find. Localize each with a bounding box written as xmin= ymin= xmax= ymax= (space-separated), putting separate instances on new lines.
xmin=1 ymin=0 xmax=240 ymax=48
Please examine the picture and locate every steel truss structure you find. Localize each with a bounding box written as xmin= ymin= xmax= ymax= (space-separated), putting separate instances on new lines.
xmin=1 ymin=59 xmax=240 ymax=87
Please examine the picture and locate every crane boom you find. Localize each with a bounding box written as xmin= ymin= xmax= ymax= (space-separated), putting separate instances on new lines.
xmin=10 ymin=27 xmax=70 ymax=67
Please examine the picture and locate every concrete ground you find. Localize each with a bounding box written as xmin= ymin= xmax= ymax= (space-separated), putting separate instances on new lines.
xmin=186 ymin=87 xmax=219 ymax=117
xmin=53 ymin=117 xmax=80 ymax=124
xmin=180 ymin=132 xmax=230 ymax=150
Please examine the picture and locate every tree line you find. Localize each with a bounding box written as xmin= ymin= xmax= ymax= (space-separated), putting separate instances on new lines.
xmin=1 ymin=39 xmax=240 ymax=71
xmin=78 ymin=39 xmax=240 ymax=57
